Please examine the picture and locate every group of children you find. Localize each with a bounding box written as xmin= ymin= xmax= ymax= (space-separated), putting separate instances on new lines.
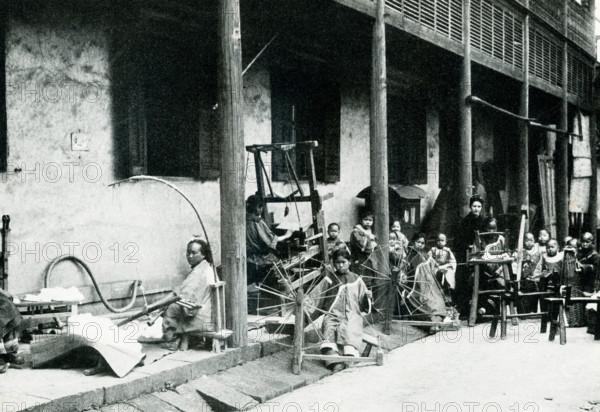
xmin=326 ymin=211 xmax=457 ymax=305
xmin=324 ymin=207 xmax=600 ymax=344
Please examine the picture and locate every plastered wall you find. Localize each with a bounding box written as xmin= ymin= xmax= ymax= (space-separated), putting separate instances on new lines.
xmin=3 ymin=9 xmax=441 ymax=302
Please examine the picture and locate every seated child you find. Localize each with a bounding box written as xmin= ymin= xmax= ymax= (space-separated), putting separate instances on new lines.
xmin=349 ymin=210 xmax=377 ymax=283
xmin=532 ymin=239 xmax=562 ymax=293
xmin=404 ymin=232 xmax=429 ymax=280
xmin=318 ymin=249 xmax=372 ymax=372
xmin=389 ymin=231 xmax=405 ymax=269
xmin=326 ymin=222 xmax=350 ymax=259
xmin=563 ymin=236 xmax=573 ymax=250
xmin=429 ymin=233 xmax=457 ymax=302
xmin=390 ymin=219 xmax=409 ymax=255
xmin=480 ymin=217 xmax=507 ymax=288
xmin=537 ymin=229 xmax=550 ymax=254
xmin=519 ymin=232 xmax=542 ymax=313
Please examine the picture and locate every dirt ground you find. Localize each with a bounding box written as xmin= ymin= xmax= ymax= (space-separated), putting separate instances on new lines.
xmin=249 ymin=322 xmax=600 ymax=412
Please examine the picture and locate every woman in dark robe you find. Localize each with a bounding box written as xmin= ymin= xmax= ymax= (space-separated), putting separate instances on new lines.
xmin=453 ymin=194 xmax=487 ymax=318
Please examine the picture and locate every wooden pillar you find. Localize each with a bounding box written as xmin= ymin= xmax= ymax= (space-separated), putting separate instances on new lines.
xmin=591 ymin=0 xmax=598 ymax=237
xmin=518 ymin=5 xmax=530 ymax=213
xmin=459 ymin=0 xmax=473 ymax=215
xmin=219 ymin=0 xmax=247 ymax=348
xmin=590 ymin=110 xmax=597 ymax=236
xmin=556 ymin=1 xmax=569 ymax=241
xmin=0 ymin=0 xmax=6 ymax=174
xmin=370 ymin=0 xmax=389 ymax=272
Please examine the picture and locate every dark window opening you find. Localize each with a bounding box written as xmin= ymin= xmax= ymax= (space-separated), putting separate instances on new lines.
xmin=387 ymin=95 xmax=427 ymax=185
xmin=271 ymin=68 xmax=340 ymax=183
xmin=111 ymin=3 xmax=218 ymax=179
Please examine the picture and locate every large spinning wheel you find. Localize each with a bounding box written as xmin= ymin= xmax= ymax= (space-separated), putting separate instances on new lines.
xmin=250 ymin=240 xmax=458 ymax=374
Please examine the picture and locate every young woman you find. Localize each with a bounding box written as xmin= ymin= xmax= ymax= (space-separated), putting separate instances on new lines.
xmin=161 ymin=238 xmax=218 ymax=350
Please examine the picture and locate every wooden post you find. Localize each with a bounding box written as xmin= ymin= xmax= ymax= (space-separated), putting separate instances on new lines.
xmin=292 ymin=289 xmax=304 ymax=375
xmin=1 ymin=216 xmax=10 ymax=291
xmin=468 ymin=264 xmax=479 ymax=326
xmin=518 ymin=5 xmax=530 ymax=214
xmin=590 ymin=111 xmax=597 ymax=236
xmin=219 ymin=0 xmax=247 ymax=348
xmin=459 ymin=0 xmax=473 ymax=215
xmin=556 ymin=0 xmax=569 ymax=242
xmin=0 ymin=1 xmax=6 ymax=175
xmin=384 ymin=268 xmax=398 ymax=334
xmin=370 ymin=0 xmax=389 ymax=287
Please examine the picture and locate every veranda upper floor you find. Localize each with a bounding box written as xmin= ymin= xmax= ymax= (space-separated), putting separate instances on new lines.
xmin=334 ymin=0 xmax=596 ymax=109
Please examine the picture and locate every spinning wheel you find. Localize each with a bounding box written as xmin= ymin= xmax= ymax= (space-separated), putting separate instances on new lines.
xmin=251 ymin=240 xmax=458 ymax=374
xmin=360 ymin=244 xmax=459 ymax=333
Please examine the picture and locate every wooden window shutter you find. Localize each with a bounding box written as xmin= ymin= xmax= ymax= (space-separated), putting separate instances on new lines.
xmin=198 ymin=107 xmax=220 ymax=180
xmin=128 ymin=79 xmax=147 ymax=176
xmin=270 ymin=73 xmax=294 ymax=182
xmin=321 ymin=84 xmax=341 ymax=183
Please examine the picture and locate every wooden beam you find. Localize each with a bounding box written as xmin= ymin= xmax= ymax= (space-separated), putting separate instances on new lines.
xmin=519 ymin=4 xmax=530 ymax=214
xmin=468 ymin=96 xmax=578 ymax=137
xmin=459 ymin=0 xmax=473 ymax=214
xmin=370 ymin=0 xmax=389 ymax=288
xmin=219 ymin=0 xmax=246 ymax=348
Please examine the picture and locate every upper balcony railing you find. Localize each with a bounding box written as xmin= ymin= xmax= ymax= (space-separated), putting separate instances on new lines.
xmin=345 ymin=0 xmax=595 ymax=105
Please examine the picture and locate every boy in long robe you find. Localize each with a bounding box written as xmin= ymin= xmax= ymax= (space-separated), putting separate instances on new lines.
xmin=519 ymin=233 xmax=542 ymax=313
xmin=307 ymin=249 xmax=371 ymax=372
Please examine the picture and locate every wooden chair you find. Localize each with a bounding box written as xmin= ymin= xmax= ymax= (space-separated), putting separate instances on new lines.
xmin=467 ymin=229 xmax=514 ymax=329
xmin=469 ymin=207 xmax=551 ymax=339
xmin=179 ymin=281 xmax=233 ymax=353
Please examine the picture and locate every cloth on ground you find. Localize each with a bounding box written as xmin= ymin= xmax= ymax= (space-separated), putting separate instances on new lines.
xmin=30 ymin=313 xmax=144 ymax=378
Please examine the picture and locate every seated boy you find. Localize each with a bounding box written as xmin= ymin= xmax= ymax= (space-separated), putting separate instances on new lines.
xmin=311 ymin=249 xmax=372 ymax=372
xmin=532 ymin=239 xmax=562 ymax=293
xmin=519 ymin=233 xmax=542 ymax=313
xmin=429 ymin=233 xmax=457 ymax=303
xmin=326 ymin=222 xmax=350 ymax=259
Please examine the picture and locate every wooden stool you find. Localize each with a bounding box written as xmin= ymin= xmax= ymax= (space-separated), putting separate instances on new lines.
xmin=179 ymin=281 xmax=233 ymax=353
xmin=543 ymin=292 xmax=600 ymax=344
xmin=543 ymin=297 xmax=567 ymax=344
xmin=468 ymin=258 xmax=514 ymax=328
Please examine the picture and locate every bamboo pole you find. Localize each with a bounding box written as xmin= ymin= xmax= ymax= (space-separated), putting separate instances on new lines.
xmin=370 ymin=0 xmax=389 ymax=290
xmin=459 ymin=0 xmax=473 ymax=215
xmin=519 ymin=4 xmax=530 ymax=214
xmin=556 ymin=0 xmax=569 ymax=241
xmin=219 ymin=0 xmax=247 ymax=348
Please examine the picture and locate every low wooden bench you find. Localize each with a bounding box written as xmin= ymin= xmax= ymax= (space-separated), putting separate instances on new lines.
xmin=16 ymin=299 xmax=80 ymax=330
xmin=544 ymin=293 xmax=600 ymax=345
